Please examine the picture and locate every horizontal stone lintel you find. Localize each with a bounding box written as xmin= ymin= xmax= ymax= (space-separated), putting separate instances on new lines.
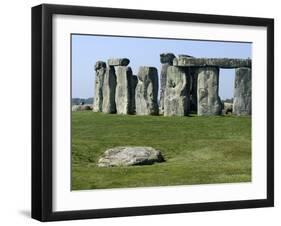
xmin=107 ymin=58 xmax=130 ymax=66
xmin=173 ymin=57 xmax=251 ymax=68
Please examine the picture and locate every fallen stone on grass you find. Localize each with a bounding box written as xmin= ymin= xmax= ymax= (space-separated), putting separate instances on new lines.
xmin=72 ymin=104 xmax=93 ymax=111
xmin=223 ymin=102 xmax=233 ymax=115
xmin=97 ymin=146 xmax=164 ymax=167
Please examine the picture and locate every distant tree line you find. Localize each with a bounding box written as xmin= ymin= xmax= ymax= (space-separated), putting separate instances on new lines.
xmin=72 ymin=97 xmax=93 ymax=105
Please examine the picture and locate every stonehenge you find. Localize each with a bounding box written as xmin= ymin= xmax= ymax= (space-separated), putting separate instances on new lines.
xmin=115 ymin=66 xmax=134 ymax=114
xmin=102 ymin=66 xmax=117 ymax=113
xmin=189 ymin=68 xmax=198 ymax=112
xmin=164 ymin=66 xmax=191 ymax=116
xmin=173 ymin=57 xmax=251 ymax=68
xmin=93 ymin=61 xmax=106 ymax=112
xmin=131 ymin=75 xmax=138 ymax=114
xmin=159 ymin=53 xmax=176 ymax=114
xmin=233 ymin=67 xmax=252 ymax=115
xmin=197 ymin=67 xmax=222 ymax=116
xmin=92 ymin=55 xmax=252 ymax=117
xmin=135 ymin=66 xmax=159 ymax=115
xmin=107 ymin=58 xmax=130 ymax=66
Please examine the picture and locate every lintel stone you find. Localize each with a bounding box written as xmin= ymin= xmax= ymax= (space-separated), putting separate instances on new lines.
xmin=107 ymin=58 xmax=130 ymax=66
xmin=173 ymin=57 xmax=251 ymax=68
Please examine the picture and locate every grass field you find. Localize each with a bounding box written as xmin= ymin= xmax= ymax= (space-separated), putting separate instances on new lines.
xmin=72 ymin=112 xmax=251 ymax=190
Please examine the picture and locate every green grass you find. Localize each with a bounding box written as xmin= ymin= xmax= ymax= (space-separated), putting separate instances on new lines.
xmin=72 ymin=112 xmax=251 ymax=190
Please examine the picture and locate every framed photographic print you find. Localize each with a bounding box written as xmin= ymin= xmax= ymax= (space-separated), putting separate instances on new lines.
xmin=31 ymin=4 xmax=274 ymax=221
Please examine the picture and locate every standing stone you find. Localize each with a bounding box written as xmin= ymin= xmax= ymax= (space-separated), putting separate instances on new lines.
xmin=233 ymin=67 xmax=251 ymax=115
xmin=93 ymin=61 xmax=106 ymax=112
xmin=102 ymin=66 xmax=117 ymax=113
xmin=131 ymin=75 xmax=138 ymax=114
xmin=164 ymin=66 xmax=191 ymax=116
xmin=189 ymin=68 xmax=198 ymax=113
xmin=135 ymin=66 xmax=159 ymax=115
xmin=115 ymin=66 xmax=134 ymax=114
xmin=197 ymin=67 xmax=222 ymax=116
xmin=159 ymin=53 xmax=176 ymax=114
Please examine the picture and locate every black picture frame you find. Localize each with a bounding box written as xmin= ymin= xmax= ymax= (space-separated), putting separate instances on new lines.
xmin=32 ymin=3 xmax=274 ymax=222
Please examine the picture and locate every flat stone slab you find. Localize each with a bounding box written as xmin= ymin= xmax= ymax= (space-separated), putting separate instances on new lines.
xmin=72 ymin=105 xmax=92 ymax=111
xmin=107 ymin=58 xmax=130 ymax=66
xmin=98 ymin=146 xmax=164 ymax=167
xmin=173 ymin=57 xmax=251 ymax=68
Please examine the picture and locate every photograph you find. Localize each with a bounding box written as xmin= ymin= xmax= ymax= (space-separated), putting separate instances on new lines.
xmin=71 ymin=34 xmax=252 ymax=190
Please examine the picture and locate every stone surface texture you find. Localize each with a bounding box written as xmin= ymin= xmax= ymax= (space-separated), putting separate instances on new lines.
xmin=131 ymin=75 xmax=138 ymax=114
xmin=233 ymin=67 xmax=252 ymax=115
xmin=164 ymin=66 xmax=191 ymax=116
xmin=160 ymin=53 xmax=176 ymax=64
xmin=102 ymin=66 xmax=117 ymax=113
xmin=98 ymin=146 xmax=164 ymax=167
xmin=115 ymin=66 xmax=134 ymax=114
xmin=72 ymin=104 xmax=93 ymax=111
xmin=93 ymin=61 xmax=106 ymax=112
xmin=159 ymin=53 xmax=176 ymax=114
xmin=107 ymin=58 xmax=130 ymax=66
xmin=173 ymin=57 xmax=252 ymax=69
xmin=189 ymin=68 xmax=198 ymax=112
xmin=197 ymin=67 xmax=222 ymax=115
xmin=223 ymin=102 xmax=233 ymax=114
xmin=135 ymin=66 xmax=159 ymax=115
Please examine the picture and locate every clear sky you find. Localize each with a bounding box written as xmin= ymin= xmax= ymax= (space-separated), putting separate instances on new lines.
xmin=72 ymin=34 xmax=251 ymax=99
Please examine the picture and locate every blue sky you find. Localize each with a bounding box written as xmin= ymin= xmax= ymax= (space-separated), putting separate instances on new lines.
xmin=72 ymin=34 xmax=251 ymax=99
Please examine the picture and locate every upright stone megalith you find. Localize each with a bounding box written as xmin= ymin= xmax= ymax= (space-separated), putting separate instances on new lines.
xmin=135 ymin=66 xmax=159 ymax=115
xmin=197 ymin=67 xmax=222 ymax=115
xmin=102 ymin=66 xmax=117 ymax=113
xmin=233 ymin=67 xmax=251 ymax=115
xmin=115 ymin=66 xmax=134 ymax=114
xmin=131 ymin=75 xmax=138 ymax=114
xmin=93 ymin=61 xmax=106 ymax=112
xmin=159 ymin=53 xmax=176 ymax=114
xmin=189 ymin=68 xmax=198 ymax=113
xmin=164 ymin=66 xmax=191 ymax=116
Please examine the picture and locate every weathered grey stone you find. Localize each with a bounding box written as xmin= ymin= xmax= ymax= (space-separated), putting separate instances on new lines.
xmin=131 ymin=75 xmax=138 ymax=114
xmin=173 ymin=57 xmax=251 ymax=68
xmin=93 ymin=61 xmax=106 ymax=112
xmin=95 ymin=61 xmax=106 ymax=70
xmin=98 ymin=146 xmax=164 ymax=167
xmin=159 ymin=64 xmax=169 ymax=114
xmin=135 ymin=66 xmax=159 ymax=115
xmin=160 ymin=53 xmax=176 ymax=64
xmin=72 ymin=105 xmax=81 ymax=112
xmin=159 ymin=53 xmax=176 ymax=114
xmin=223 ymin=102 xmax=233 ymax=115
xmin=178 ymin=54 xmax=194 ymax=58
xmin=107 ymin=58 xmax=130 ymax=66
xmin=72 ymin=104 xmax=93 ymax=111
xmin=102 ymin=66 xmax=117 ymax=113
xmin=164 ymin=66 xmax=191 ymax=116
xmin=233 ymin=67 xmax=251 ymax=115
xmin=197 ymin=67 xmax=222 ymax=115
xmin=115 ymin=66 xmax=134 ymax=114
xmin=189 ymin=68 xmax=198 ymax=112
xmin=81 ymin=105 xmax=92 ymax=110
